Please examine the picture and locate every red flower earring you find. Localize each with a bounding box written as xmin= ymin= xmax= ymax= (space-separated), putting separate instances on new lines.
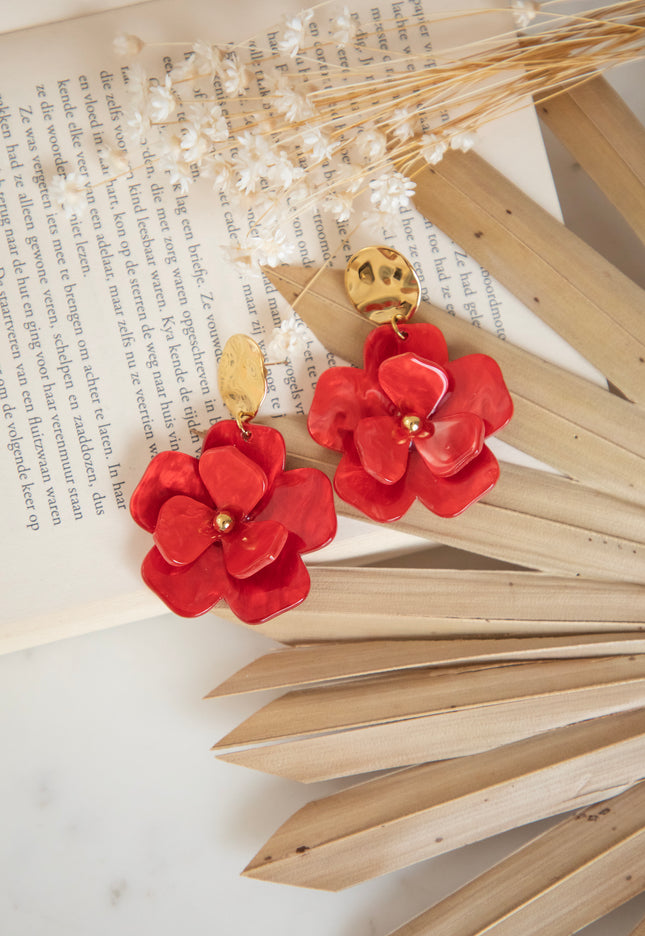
xmin=130 ymin=335 xmax=337 ymax=623
xmin=307 ymin=246 xmax=513 ymax=523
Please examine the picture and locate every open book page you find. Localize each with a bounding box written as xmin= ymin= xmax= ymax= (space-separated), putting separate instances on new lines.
xmin=1 ymin=0 xmax=149 ymax=36
xmin=0 ymin=0 xmax=597 ymax=652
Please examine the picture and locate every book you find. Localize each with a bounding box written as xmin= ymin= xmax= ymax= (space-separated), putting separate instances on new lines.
xmin=0 ymin=0 xmax=601 ymax=653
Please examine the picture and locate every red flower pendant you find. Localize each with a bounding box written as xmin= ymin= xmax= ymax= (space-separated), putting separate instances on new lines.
xmin=130 ymin=421 xmax=337 ymax=622
xmin=307 ymin=322 xmax=513 ymax=522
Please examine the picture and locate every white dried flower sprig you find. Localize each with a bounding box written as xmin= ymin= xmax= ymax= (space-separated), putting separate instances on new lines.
xmin=113 ymin=32 xmax=145 ymax=57
xmin=98 ymin=145 xmax=130 ymax=175
xmin=512 ymin=0 xmax=541 ymax=30
xmin=278 ymin=9 xmax=315 ymax=58
xmin=266 ymin=314 xmax=310 ymax=361
xmin=331 ymin=6 xmax=358 ymax=48
xmin=50 ymin=171 xmax=89 ymax=218
xmin=53 ymin=1 xmax=645 ymax=272
xmin=369 ymin=172 xmax=416 ymax=215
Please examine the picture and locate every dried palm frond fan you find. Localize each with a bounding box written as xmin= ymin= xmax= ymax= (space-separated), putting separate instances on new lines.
xmin=203 ymin=6 xmax=645 ymax=933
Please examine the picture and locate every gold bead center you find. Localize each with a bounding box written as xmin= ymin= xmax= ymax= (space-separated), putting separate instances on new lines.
xmin=214 ymin=511 xmax=235 ymax=533
xmin=402 ymin=414 xmax=422 ymax=434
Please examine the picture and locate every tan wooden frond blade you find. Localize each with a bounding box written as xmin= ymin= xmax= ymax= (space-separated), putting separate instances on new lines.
xmin=629 ymin=913 xmax=645 ymax=936
xmin=242 ymin=708 xmax=645 ymax=890
xmin=410 ymin=151 xmax=645 ymax=403
xmin=265 ymin=415 xmax=645 ymax=587
xmin=386 ymin=782 xmax=645 ymax=936
xmin=206 ymin=634 xmax=645 ymax=698
xmin=228 ymin=565 xmax=645 ymax=643
xmin=264 ymin=266 xmax=645 ymax=505
xmin=536 ymin=75 xmax=645 ymax=245
xmin=217 ymin=681 xmax=645 ymax=782
xmin=215 ymin=656 xmax=645 ymax=749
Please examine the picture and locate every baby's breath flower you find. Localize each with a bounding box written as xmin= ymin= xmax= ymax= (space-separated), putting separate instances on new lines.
xmin=390 ymin=106 xmax=418 ymax=143
xmin=124 ymin=104 xmax=151 ymax=141
xmin=248 ymin=228 xmax=298 ymax=267
xmin=300 ymin=127 xmax=334 ymax=163
xmin=266 ymin=151 xmax=304 ymax=191
xmin=331 ymin=7 xmax=358 ymax=49
xmin=450 ymin=129 xmax=477 ymax=152
xmin=191 ymin=41 xmax=224 ymax=78
xmin=170 ymin=55 xmax=196 ymax=82
xmin=356 ymin=128 xmax=387 ymax=164
xmin=270 ymin=82 xmax=314 ymax=123
xmin=180 ymin=126 xmax=210 ymax=163
xmin=233 ymin=132 xmax=273 ymax=194
xmin=50 ymin=172 xmax=89 ymax=218
xmin=158 ymin=134 xmax=194 ymax=191
xmin=124 ymin=62 xmax=149 ymax=104
xmin=266 ymin=314 xmax=309 ymax=361
xmin=322 ymin=189 xmax=355 ymax=223
xmin=98 ymin=145 xmax=130 ymax=175
xmin=168 ymin=164 xmax=193 ymax=194
xmin=361 ymin=209 xmax=395 ymax=237
xmin=511 ymin=0 xmax=540 ymax=29
xmin=185 ymin=102 xmax=229 ymax=142
xmin=278 ymin=9 xmax=314 ymax=58
xmin=419 ymin=132 xmax=448 ymax=166
xmin=149 ymin=74 xmax=176 ymax=122
xmin=369 ymin=171 xmax=416 ymax=214
xmin=220 ymin=243 xmax=259 ymax=276
xmin=221 ymin=55 xmax=251 ymax=96
xmin=113 ymin=33 xmax=144 ymax=58
xmin=201 ymin=154 xmax=234 ymax=190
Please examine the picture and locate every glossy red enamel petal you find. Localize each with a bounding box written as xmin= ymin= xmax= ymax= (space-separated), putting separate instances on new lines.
xmin=354 ymin=415 xmax=409 ymax=484
xmin=153 ymin=495 xmax=217 ymax=566
xmin=364 ymin=322 xmax=449 ymax=380
xmin=199 ymin=446 xmax=267 ymax=516
xmin=222 ymin=519 xmax=288 ymax=579
xmin=307 ymin=366 xmax=389 ymax=452
xmin=201 ymin=420 xmax=286 ymax=490
xmin=440 ymin=354 xmax=514 ymax=435
xmin=414 ymin=413 xmax=485 ymax=478
xmin=254 ymin=467 xmax=337 ymax=553
xmin=334 ymin=441 xmax=415 ymax=522
xmin=224 ymin=539 xmax=311 ymax=624
xmin=141 ymin=545 xmax=230 ymax=617
xmin=130 ymin=451 xmax=211 ymax=533
xmin=408 ymin=445 xmax=500 ymax=517
xmin=378 ymin=353 xmax=449 ymax=416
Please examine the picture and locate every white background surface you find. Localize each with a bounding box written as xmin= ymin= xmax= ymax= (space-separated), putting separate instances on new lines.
xmin=2 ymin=3 xmax=645 ymax=935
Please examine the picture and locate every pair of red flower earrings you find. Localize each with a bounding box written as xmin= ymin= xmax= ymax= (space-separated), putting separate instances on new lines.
xmin=130 ymin=247 xmax=513 ymax=624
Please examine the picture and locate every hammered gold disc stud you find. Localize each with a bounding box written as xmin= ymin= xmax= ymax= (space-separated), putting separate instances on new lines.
xmin=218 ymin=334 xmax=268 ymax=428
xmin=345 ymin=246 xmax=421 ymax=325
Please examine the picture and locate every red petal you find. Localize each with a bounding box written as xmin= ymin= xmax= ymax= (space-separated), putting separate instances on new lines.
xmin=307 ymin=366 xmax=390 ymax=452
xmin=439 ymin=354 xmax=513 ymax=435
xmin=141 ymin=545 xmax=229 ymax=617
xmin=334 ymin=441 xmax=415 ymax=522
xmin=224 ymin=539 xmax=311 ymax=624
xmin=130 ymin=452 xmax=211 ymax=533
xmin=364 ymin=322 xmax=449 ymax=380
xmin=254 ymin=467 xmax=337 ymax=553
xmin=414 ymin=413 xmax=485 ymax=478
xmin=222 ymin=520 xmax=288 ymax=579
xmin=199 ymin=446 xmax=267 ymax=516
xmin=378 ymin=353 xmax=449 ymax=416
xmin=354 ymin=415 xmax=409 ymax=484
xmin=408 ymin=445 xmax=500 ymax=517
xmin=201 ymin=420 xmax=286 ymax=490
xmin=153 ymin=495 xmax=216 ymax=565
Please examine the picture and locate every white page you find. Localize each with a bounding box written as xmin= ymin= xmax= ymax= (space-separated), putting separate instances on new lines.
xmin=0 ymin=0 xmax=599 ymax=649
